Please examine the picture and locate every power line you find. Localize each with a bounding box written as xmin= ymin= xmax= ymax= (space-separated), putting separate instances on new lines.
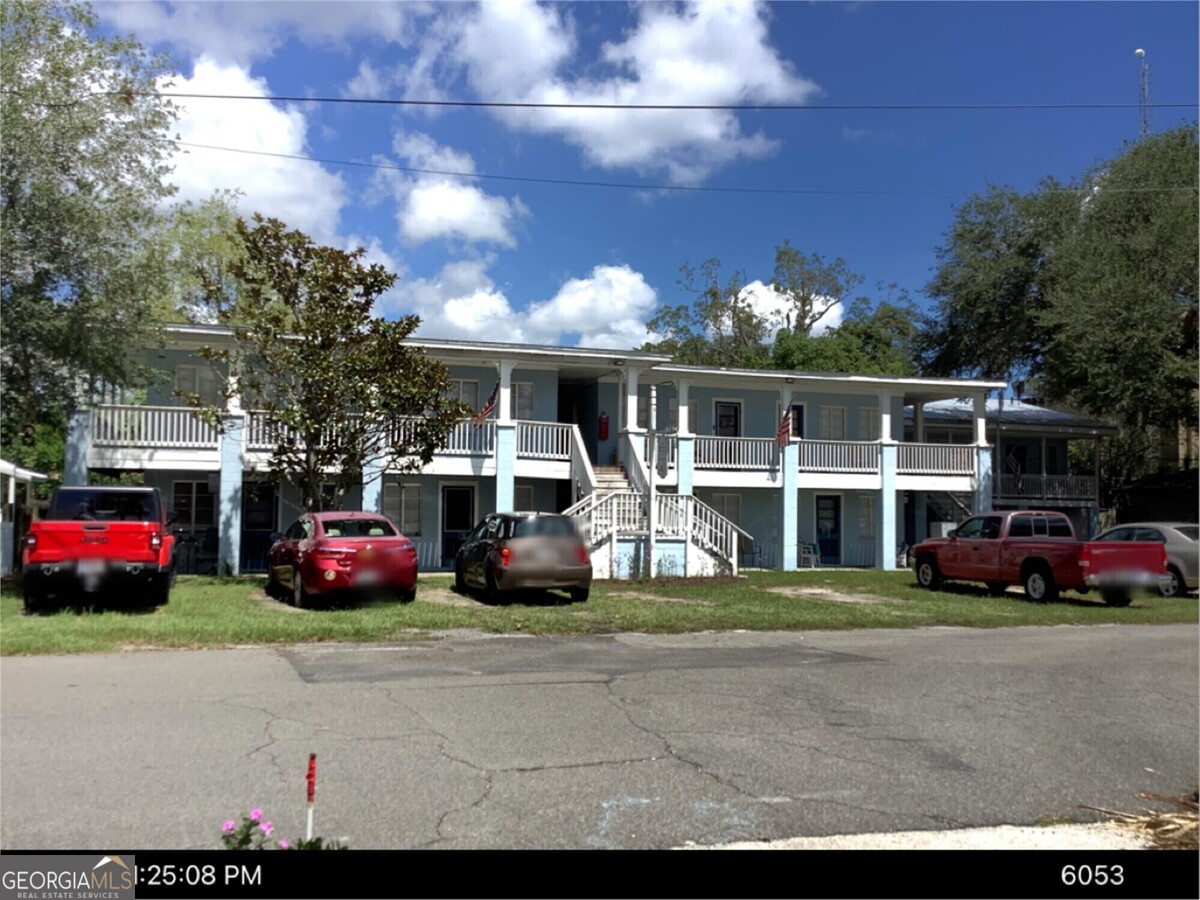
xmin=118 ymin=91 xmax=1200 ymax=111
xmin=170 ymin=139 xmax=1199 ymax=197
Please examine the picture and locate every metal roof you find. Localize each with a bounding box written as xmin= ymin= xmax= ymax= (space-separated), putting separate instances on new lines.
xmin=906 ymin=399 xmax=1118 ymax=435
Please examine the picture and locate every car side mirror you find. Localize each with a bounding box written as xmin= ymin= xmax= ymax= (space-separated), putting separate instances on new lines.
xmin=948 ymin=529 xmax=958 ymax=540
xmin=269 ymin=531 xmax=283 ymax=543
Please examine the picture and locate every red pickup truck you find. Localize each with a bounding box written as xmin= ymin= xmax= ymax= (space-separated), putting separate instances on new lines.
xmin=22 ymin=486 xmax=177 ymax=611
xmin=911 ymin=510 xmax=1170 ymax=606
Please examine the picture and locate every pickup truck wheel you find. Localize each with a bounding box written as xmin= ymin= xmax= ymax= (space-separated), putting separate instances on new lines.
xmin=915 ymin=556 xmax=941 ymax=590
xmin=1102 ymin=589 xmax=1132 ymax=607
xmin=1023 ymin=566 xmax=1058 ymax=603
xmin=1159 ymin=565 xmax=1185 ymax=598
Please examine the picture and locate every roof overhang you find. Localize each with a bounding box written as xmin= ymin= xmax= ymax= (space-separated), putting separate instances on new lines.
xmin=652 ymin=364 xmax=1005 ymax=400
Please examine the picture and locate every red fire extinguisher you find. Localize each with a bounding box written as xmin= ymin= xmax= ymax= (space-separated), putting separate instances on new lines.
xmin=598 ymin=411 xmax=610 ymax=442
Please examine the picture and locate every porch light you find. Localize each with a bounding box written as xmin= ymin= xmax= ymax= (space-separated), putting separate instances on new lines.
xmin=612 ymin=359 xmax=625 ymax=366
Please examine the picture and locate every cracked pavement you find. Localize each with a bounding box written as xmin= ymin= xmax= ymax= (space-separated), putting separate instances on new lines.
xmin=2 ymin=624 xmax=1196 ymax=849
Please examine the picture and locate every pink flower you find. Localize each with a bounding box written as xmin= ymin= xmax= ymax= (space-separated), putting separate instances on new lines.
xmin=249 ymin=808 xmax=263 ymax=822
xmin=277 ymin=840 xmax=290 ymax=850
xmin=222 ymin=821 xmax=236 ymax=833
xmin=261 ymin=822 xmax=274 ymax=836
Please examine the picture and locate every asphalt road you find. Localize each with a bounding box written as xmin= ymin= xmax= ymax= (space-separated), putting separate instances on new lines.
xmin=2 ymin=625 xmax=1196 ymax=849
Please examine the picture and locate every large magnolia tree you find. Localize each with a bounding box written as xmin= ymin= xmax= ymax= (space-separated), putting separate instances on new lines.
xmin=190 ymin=216 xmax=469 ymax=511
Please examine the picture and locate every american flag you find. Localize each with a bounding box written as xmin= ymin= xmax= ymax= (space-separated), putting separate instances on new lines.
xmin=776 ymin=409 xmax=792 ymax=449
xmin=474 ymin=382 xmax=499 ymax=422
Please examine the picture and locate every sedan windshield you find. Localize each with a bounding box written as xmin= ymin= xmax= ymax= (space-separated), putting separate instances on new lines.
xmin=320 ymin=519 xmax=397 ymax=538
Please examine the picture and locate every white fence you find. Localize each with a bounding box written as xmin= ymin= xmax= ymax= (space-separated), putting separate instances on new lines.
xmin=898 ymin=443 xmax=975 ymax=475
xmin=92 ymin=406 xmax=218 ymax=449
xmin=694 ymin=436 xmax=776 ymax=470
xmin=796 ymin=440 xmax=881 ymax=473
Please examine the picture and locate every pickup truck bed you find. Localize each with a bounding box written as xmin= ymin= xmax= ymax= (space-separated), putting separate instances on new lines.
xmin=911 ymin=510 xmax=1169 ymax=606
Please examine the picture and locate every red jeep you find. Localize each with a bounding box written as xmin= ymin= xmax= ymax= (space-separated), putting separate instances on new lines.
xmin=22 ymin=486 xmax=177 ymax=611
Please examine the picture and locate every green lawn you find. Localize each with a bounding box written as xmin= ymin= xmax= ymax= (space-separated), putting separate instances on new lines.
xmin=1 ymin=570 xmax=1195 ymax=655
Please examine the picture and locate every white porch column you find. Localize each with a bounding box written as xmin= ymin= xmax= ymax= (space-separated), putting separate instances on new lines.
xmin=676 ymin=379 xmax=694 ymax=498
xmin=879 ymin=390 xmax=894 ymax=443
xmin=623 ymin=367 xmax=642 ymax=434
xmin=972 ymin=394 xmax=988 ymax=445
xmin=778 ymin=387 xmax=798 ymax=571
xmin=497 ymin=360 xmax=515 ymax=424
xmin=495 ymin=360 xmax=516 ymax=513
xmin=913 ymin=402 xmax=925 ymax=443
xmin=676 ymin=379 xmax=691 ymax=436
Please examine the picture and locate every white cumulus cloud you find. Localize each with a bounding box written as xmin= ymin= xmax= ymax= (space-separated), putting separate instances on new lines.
xmin=376 ymin=131 xmax=528 ymax=248
xmin=450 ymin=0 xmax=820 ymax=184
xmin=378 ymin=260 xmax=658 ymax=350
xmin=737 ymin=280 xmax=844 ymax=339
xmin=167 ymin=57 xmax=348 ymax=243
xmin=99 ymin=1 xmax=421 ymax=66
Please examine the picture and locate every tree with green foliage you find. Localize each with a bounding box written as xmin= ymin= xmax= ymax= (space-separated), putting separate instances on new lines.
xmin=770 ymin=240 xmax=865 ymax=335
xmin=918 ymin=125 xmax=1198 ymax=484
xmin=0 ymin=0 xmax=179 ymax=448
xmin=773 ymin=294 xmax=920 ymax=376
xmin=1037 ymin=127 xmax=1198 ymax=485
xmin=645 ymin=258 xmax=771 ymax=368
xmin=188 ymin=216 xmax=469 ymax=512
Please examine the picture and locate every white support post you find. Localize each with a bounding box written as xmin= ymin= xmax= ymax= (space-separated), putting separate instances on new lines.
xmin=497 ymin=360 xmax=515 ymax=424
xmin=879 ymin=390 xmax=894 ymax=443
xmin=647 ymin=385 xmax=657 ymax=579
xmin=624 ymin=367 xmax=642 ymax=434
xmin=973 ymin=394 xmax=988 ymax=446
xmin=676 ymin=379 xmax=691 ymax=436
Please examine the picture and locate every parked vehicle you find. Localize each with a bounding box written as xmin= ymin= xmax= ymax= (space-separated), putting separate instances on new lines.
xmin=1092 ymin=522 xmax=1198 ymax=597
xmin=266 ymin=512 xmax=418 ymax=608
xmin=21 ymin=486 xmax=176 ymax=611
xmin=911 ymin=510 xmax=1170 ymax=606
xmin=454 ymin=512 xmax=592 ymax=603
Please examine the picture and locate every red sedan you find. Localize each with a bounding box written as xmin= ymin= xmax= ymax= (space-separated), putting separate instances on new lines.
xmin=266 ymin=512 xmax=418 ymax=607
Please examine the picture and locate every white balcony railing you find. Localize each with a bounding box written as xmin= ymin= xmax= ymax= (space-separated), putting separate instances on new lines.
xmin=995 ymin=473 xmax=1097 ymax=500
xmin=517 ymin=421 xmax=571 ymax=460
xmin=796 ymin=440 xmax=881 ymax=473
xmin=92 ymin=405 xmax=218 ymax=449
xmin=897 ymin=443 xmax=975 ymax=475
xmin=694 ymin=436 xmax=776 ymax=470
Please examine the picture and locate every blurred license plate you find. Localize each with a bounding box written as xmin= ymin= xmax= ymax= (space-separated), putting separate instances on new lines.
xmin=354 ymin=569 xmax=380 ymax=585
xmin=78 ymin=559 xmax=106 ymax=576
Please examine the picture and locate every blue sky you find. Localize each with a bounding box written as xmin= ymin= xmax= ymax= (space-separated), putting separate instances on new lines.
xmin=97 ymin=1 xmax=1198 ymax=349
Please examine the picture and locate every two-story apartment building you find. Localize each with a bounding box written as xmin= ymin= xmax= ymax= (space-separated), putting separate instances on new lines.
xmin=63 ymin=324 xmax=1006 ymax=577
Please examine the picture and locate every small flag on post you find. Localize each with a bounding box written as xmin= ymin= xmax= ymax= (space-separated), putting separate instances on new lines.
xmin=473 ymin=382 xmax=499 ymax=425
xmin=776 ymin=409 xmax=792 ymax=449
xmin=305 ymin=753 xmax=317 ymax=841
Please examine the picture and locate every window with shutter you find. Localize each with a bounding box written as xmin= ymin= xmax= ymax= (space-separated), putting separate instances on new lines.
xmin=820 ymin=407 xmax=846 ymax=440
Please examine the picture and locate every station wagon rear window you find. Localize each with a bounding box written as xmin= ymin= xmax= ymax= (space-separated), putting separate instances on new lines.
xmin=1176 ymin=526 xmax=1198 ymax=541
xmin=510 ymin=516 xmax=578 ymax=538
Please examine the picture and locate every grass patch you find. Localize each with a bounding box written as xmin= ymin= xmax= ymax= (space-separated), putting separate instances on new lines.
xmin=1 ymin=569 xmax=1195 ymax=655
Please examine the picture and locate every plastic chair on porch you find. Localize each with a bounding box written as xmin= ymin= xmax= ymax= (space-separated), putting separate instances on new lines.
xmin=797 ymin=542 xmax=819 ymax=568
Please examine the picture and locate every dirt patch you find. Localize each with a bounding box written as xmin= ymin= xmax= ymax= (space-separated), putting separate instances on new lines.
xmin=418 ymin=584 xmax=488 ymax=608
xmin=609 ymin=591 xmax=715 ymax=607
xmin=252 ymin=589 xmax=307 ymax=613
xmin=765 ymin=586 xmax=886 ymax=605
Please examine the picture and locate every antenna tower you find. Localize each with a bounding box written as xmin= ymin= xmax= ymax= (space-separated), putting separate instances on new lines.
xmin=1135 ymin=48 xmax=1151 ymax=139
